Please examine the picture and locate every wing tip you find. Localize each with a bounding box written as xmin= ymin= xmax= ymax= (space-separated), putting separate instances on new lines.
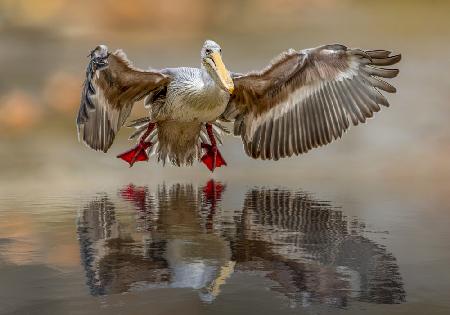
xmin=76 ymin=121 xmax=113 ymax=153
xmin=370 ymin=53 xmax=402 ymax=66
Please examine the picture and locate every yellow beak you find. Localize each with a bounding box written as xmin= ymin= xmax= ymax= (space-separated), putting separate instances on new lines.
xmin=210 ymin=52 xmax=234 ymax=94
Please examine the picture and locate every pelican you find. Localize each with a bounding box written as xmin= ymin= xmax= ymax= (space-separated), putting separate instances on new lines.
xmin=76 ymin=40 xmax=401 ymax=172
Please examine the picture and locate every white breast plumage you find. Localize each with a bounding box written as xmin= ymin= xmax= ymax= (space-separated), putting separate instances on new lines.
xmin=164 ymin=67 xmax=230 ymax=122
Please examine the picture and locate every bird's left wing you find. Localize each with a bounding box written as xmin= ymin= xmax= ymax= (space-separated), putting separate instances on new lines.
xmin=223 ymin=44 xmax=401 ymax=160
xmin=76 ymin=45 xmax=170 ymax=152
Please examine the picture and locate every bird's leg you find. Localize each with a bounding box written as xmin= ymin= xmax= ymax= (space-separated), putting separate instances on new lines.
xmin=201 ymin=123 xmax=227 ymax=172
xmin=117 ymin=122 xmax=155 ymax=167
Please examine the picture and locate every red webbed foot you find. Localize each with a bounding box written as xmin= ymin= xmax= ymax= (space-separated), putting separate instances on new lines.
xmin=201 ymin=123 xmax=227 ymax=172
xmin=201 ymin=143 xmax=227 ymax=172
xmin=117 ymin=141 xmax=152 ymax=167
xmin=118 ymin=122 xmax=156 ymax=167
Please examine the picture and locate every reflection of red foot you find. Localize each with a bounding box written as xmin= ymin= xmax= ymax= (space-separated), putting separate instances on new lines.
xmin=117 ymin=142 xmax=152 ymax=167
xmin=202 ymin=179 xmax=225 ymax=230
xmin=201 ymin=123 xmax=227 ymax=172
xmin=201 ymin=143 xmax=226 ymax=172
xmin=202 ymin=179 xmax=225 ymax=204
xmin=120 ymin=184 xmax=148 ymax=211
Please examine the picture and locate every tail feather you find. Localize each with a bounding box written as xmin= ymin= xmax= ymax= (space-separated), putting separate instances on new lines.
xmin=127 ymin=118 xmax=229 ymax=167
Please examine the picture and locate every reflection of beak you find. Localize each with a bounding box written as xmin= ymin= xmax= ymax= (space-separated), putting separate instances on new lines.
xmin=203 ymin=261 xmax=236 ymax=300
xmin=210 ymin=52 xmax=234 ymax=94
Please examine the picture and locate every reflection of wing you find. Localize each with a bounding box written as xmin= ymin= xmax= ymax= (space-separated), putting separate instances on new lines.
xmin=76 ymin=45 xmax=170 ymax=152
xmin=76 ymin=194 xmax=118 ymax=295
xmin=232 ymin=188 xmax=405 ymax=305
xmin=77 ymin=194 xmax=169 ymax=296
xmin=225 ymin=45 xmax=400 ymax=160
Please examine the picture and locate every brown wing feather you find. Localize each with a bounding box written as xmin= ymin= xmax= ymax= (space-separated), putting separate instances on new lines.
xmin=225 ymin=44 xmax=401 ymax=160
xmin=76 ymin=45 xmax=170 ymax=152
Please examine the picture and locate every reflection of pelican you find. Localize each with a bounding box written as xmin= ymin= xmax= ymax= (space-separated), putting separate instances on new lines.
xmin=76 ymin=182 xmax=405 ymax=306
xmin=77 ymin=181 xmax=232 ymax=302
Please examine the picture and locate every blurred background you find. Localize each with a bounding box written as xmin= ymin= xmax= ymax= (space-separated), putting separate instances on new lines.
xmin=0 ymin=0 xmax=449 ymax=189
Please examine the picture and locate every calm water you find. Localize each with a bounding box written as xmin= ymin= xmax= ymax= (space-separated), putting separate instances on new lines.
xmin=1 ymin=177 xmax=449 ymax=315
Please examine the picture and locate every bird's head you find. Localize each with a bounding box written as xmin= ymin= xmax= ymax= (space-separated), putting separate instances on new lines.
xmin=201 ymin=40 xmax=234 ymax=94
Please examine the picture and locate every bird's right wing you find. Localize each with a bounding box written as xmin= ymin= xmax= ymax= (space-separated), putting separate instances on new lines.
xmin=76 ymin=45 xmax=170 ymax=152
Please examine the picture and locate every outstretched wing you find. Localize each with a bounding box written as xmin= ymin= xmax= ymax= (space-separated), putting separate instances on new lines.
xmin=76 ymin=45 xmax=170 ymax=152
xmin=224 ymin=44 xmax=401 ymax=160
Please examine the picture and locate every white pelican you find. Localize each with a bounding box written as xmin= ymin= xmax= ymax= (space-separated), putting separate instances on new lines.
xmin=76 ymin=40 xmax=401 ymax=172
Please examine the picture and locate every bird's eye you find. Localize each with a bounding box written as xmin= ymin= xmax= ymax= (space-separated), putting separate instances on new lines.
xmin=205 ymin=48 xmax=212 ymax=54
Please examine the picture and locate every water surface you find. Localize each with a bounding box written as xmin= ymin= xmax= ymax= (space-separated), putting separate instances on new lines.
xmin=1 ymin=178 xmax=449 ymax=315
